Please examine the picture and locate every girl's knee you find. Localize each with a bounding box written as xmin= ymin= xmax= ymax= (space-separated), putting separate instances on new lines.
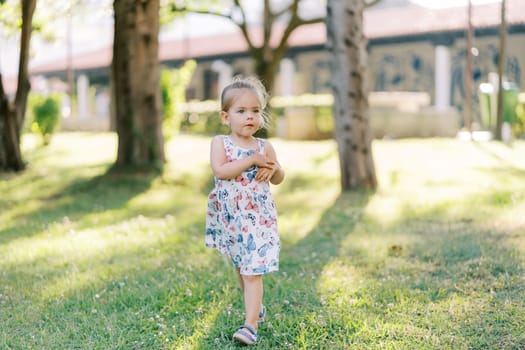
xmin=241 ymin=274 xmax=262 ymax=283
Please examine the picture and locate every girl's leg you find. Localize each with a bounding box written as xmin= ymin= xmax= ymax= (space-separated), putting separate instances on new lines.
xmin=240 ymin=274 xmax=263 ymax=330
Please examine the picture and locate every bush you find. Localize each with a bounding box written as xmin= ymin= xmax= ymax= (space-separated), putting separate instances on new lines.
xmin=162 ymin=60 xmax=196 ymax=141
xmin=514 ymin=92 xmax=525 ymax=138
xmin=31 ymin=94 xmax=62 ymax=145
xmin=179 ymin=100 xmax=226 ymax=135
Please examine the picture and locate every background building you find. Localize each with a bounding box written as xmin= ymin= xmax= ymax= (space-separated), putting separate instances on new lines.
xmin=3 ymin=0 xmax=524 ymax=137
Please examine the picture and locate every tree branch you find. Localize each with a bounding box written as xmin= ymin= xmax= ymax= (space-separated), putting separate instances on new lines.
xmin=278 ymin=0 xmax=325 ymax=28
xmin=232 ymin=0 xmax=255 ymax=51
xmin=171 ymin=2 xmax=256 ymax=51
xmin=364 ymin=0 xmax=382 ymax=8
xmin=170 ymin=5 xmax=233 ymax=21
xmin=274 ymin=0 xmax=299 ymax=18
xmin=296 ymin=16 xmax=325 ymax=26
xmin=232 ymin=0 xmax=248 ymax=26
xmin=272 ymin=0 xmax=324 ymax=64
xmin=170 ymin=0 xmax=325 ymax=68
xmin=261 ymin=0 xmax=274 ymax=58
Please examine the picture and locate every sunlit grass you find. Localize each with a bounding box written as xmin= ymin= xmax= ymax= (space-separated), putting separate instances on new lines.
xmin=1 ymin=132 xmax=524 ymax=349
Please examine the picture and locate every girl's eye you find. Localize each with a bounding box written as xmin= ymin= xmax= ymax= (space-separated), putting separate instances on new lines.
xmin=238 ymin=109 xmax=245 ymax=113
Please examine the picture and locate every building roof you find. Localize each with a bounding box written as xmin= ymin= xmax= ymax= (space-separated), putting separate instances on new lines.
xmin=3 ymin=0 xmax=524 ymax=93
xmin=366 ymin=0 xmax=524 ymax=39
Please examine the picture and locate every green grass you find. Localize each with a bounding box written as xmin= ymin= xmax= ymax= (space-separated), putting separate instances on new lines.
xmin=1 ymin=132 xmax=525 ymax=349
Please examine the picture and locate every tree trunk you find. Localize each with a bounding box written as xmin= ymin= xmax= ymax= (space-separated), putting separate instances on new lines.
xmin=254 ymin=56 xmax=277 ymax=138
xmin=0 ymin=0 xmax=36 ymax=172
xmin=326 ymin=0 xmax=377 ymax=191
xmin=0 ymin=77 xmax=23 ymax=171
xmin=495 ymin=0 xmax=507 ymax=141
xmin=112 ymin=0 xmax=165 ymax=167
xmin=464 ymin=0 xmax=473 ymax=133
xmin=255 ymin=58 xmax=276 ymax=98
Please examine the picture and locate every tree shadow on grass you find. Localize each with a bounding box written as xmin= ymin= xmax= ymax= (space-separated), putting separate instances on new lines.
xmin=316 ymin=186 xmax=524 ymax=349
xmin=197 ymin=184 xmax=525 ymax=348
xmin=372 ymin=204 xmax=525 ymax=348
xmin=0 ymin=166 xmax=157 ymax=246
xmin=3 ymin=158 xmax=525 ymax=348
xmin=0 ymin=231 xmax=240 ymax=349
xmin=472 ymin=141 xmax=525 ymax=172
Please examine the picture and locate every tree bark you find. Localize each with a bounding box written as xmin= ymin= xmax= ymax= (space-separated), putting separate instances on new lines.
xmin=326 ymin=0 xmax=377 ymax=191
xmin=254 ymin=55 xmax=277 ymax=98
xmin=0 ymin=77 xmax=21 ymax=171
xmin=254 ymin=51 xmax=277 ymax=138
xmin=464 ymin=0 xmax=473 ymax=133
xmin=0 ymin=0 xmax=36 ymax=172
xmin=112 ymin=0 xmax=165 ymax=167
xmin=495 ymin=0 xmax=507 ymax=141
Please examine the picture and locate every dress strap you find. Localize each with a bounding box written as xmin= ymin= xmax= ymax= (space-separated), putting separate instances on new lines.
xmin=256 ymin=138 xmax=265 ymax=155
xmin=222 ymin=135 xmax=233 ymax=158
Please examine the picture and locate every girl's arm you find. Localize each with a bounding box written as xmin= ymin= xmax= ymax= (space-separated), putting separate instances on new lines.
xmin=210 ymin=136 xmax=271 ymax=180
xmin=255 ymin=141 xmax=285 ymax=185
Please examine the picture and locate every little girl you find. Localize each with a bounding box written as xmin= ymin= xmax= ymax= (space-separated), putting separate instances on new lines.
xmin=205 ymin=76 xmax=285 ymax=345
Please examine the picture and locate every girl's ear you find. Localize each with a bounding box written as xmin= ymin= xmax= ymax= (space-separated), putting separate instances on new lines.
xmin=220 ymin=111 xmax=229 ymax=125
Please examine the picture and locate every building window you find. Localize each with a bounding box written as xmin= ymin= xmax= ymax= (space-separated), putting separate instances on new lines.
xmin=203 ymin=69 xmax=219 ymax=100
xmin=312 ymin=60 xmax=330 ymax=94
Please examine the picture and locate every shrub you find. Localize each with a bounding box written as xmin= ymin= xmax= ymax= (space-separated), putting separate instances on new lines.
xmin=162 ymin=60 xmax=196 ymax=141
xmin=514 ymin=92 xmax=525 ymax=138
xmin=32 ymin=94 xmax=62 ymax=145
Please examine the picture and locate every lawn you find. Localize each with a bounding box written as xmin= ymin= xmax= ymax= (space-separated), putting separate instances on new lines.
xmin=1 ymin=132 xmax=524 ymax=349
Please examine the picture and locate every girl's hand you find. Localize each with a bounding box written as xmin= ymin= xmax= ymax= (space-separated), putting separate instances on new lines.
xmin=250 ymin=153 xmax=271 ymax=168
xmin=255 ymin=161 xmax=278 ymax=182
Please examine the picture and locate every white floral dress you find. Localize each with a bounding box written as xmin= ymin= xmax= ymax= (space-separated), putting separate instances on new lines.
xmin=205 ymin=136 xmax=280 ymax=275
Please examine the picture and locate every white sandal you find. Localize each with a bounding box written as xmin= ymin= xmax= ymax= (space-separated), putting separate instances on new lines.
xmin=233 ymin=324 xmax=258 ymax=345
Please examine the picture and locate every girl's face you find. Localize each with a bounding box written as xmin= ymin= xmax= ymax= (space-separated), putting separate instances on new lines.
xmin=221 ymin=90 xmax=262 ymax=138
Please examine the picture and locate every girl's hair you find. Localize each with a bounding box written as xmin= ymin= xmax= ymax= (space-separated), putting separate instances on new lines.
xmin=220 ymin=76 xmax=270 ymax=129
